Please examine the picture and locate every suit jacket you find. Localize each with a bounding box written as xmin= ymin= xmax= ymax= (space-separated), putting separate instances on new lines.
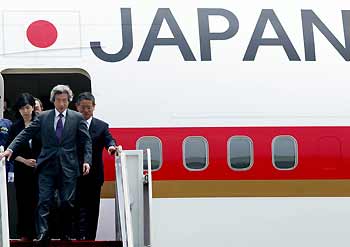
xmin=84 ymin=117 xmax=116 ymax=185
xmin=8 ymin=109 xmax=92 ymax=177
xmin=7 ymin=117 xmax=41 ymax=161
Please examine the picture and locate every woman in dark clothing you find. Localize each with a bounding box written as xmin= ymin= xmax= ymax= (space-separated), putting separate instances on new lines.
xmin=7 ymin=93 xmax=41 ymax=240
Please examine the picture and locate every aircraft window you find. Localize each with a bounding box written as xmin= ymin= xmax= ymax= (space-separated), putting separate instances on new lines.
xmin=272 ymin=136 xmax=298 ymax=170
xmin=136 ymin=136 xmax=162 ymax=171
xmin=228 ymin=136 xmax=253 ymax=170
xmin=183 ymin=136 xmax=208 ymax=171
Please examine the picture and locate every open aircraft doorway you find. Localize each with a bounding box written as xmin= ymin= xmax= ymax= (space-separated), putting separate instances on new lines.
xmin=0 ymin=68 xmax=91 ymax=239
xmin=1 ymin=69 xmax=91 ymax=114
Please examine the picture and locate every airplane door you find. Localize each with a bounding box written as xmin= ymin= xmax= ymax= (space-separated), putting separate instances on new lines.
xmin=1 ymin=68 xmax=92 ymax=239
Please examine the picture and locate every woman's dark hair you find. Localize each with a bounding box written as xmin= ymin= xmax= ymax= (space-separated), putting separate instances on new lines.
xmin=15 ymin=93 xmax=36 ymax=119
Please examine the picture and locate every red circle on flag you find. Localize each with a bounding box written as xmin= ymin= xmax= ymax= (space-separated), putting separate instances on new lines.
xmin=26 ymin=20 xmax=58 ymax=48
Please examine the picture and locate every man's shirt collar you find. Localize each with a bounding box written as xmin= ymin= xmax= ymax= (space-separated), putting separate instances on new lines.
xmin=55 ymin=109 xmax=67 ymax=118
xmin=86 ymin=116 xmax=93 ymax=129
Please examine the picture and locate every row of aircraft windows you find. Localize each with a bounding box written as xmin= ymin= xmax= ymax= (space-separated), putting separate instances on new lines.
xmin=137 ymin=136 xmax=298 ymax=171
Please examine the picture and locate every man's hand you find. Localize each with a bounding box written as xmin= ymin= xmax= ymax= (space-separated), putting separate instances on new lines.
xmin=24 ymin=159 xmax=36 ymax=168
xmin=108 ymin=146 xmax=117 ymax=155
xmin=0 ymin=149 xmax=13 ymax=161
xmin=82 ymin=163 xmax=90 ymax=176
xmin=108 ymin=145 xmax=123 ymax=156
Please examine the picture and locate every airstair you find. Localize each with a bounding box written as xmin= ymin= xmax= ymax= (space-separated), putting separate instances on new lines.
xmin=0 ymin=147 xmax=152 ymax=247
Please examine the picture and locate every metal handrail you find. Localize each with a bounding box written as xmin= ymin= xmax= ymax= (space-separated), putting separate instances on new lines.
xmin=115 ymin=148 xmax=153 ymax=247
xmin=115 ymin=148 xmax=134 ymax=247
xmin=120 ymin=152 xmax=134 ymax=247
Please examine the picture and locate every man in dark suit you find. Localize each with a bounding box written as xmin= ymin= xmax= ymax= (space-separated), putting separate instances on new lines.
xmin=75 ymin=92 xmax=117 ymax=240
xmin=0 ymin=85 xmax=92 ymax=246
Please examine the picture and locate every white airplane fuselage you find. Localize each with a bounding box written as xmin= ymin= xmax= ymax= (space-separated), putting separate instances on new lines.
xmin=1 ymin=1 xmax=350 ymax=246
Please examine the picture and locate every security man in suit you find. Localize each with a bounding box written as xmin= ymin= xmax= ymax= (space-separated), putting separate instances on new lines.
xmin=75 ymin=92 xmax=117 ymax=240
xmin=0 ymin=85 xmax=92 ymax=247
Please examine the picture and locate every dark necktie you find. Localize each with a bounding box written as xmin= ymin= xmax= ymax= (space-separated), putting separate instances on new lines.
xmin=56 ymin=113 xmax=64 ymax=142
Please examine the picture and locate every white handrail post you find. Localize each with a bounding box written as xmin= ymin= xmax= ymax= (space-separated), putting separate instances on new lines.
xmin=115 ymin=154 xmax=127 ymax=245
xmin=144 ymin=149 xmax=153 ymax=247
xmin=0 ymin=146 xmax=10 ymax=247
xmin=120 ymin=152 xmax=134 ymax=247
xmin=115 ymin=149 xmax=149 ymax=247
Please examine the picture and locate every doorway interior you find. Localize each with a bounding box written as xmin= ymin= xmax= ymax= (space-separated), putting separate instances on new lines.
xmin=1 ymin=68 xmax=91 ymax=239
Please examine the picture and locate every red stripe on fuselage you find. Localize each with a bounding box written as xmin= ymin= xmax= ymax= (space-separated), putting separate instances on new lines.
xmin=102 ymin=127 xmax=350 ymax=181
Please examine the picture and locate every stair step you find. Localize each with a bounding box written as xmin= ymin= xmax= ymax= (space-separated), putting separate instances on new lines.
xmin=10 ymin=240 xmax=122 ymax=247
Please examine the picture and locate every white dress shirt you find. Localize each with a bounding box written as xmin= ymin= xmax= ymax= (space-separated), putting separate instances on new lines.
xmin=86 ymin=117 xmax=92 ymax=129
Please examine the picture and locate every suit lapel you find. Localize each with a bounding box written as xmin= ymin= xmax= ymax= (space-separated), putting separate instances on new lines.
xmin=89 ymin=117 xmax=96 ymax=137
xmin=48 ymin=110 xmax=57 ymax=142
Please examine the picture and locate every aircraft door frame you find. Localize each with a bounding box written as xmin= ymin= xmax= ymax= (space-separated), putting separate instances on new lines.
xmin=0 ymin=74 xmax=10 ymax=247
xmin=0 ymin=73 xmax=3 ymax=118
xmin=0 ymin=152 xmax=10 ymax=247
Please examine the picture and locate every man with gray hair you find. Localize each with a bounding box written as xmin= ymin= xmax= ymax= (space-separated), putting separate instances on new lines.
xmin=0 ymin=85 xmax=92 ymax=247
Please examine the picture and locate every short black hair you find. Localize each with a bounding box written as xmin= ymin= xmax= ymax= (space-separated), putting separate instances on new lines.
xmin=76 ymin=92 xmax=95 ymax=105
xmin=15 ymin=93 xmax=36 ymax=118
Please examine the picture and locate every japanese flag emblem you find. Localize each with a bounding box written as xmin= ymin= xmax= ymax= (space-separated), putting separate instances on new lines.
xmin=3 ymin=11 xmax=81 ymax=57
